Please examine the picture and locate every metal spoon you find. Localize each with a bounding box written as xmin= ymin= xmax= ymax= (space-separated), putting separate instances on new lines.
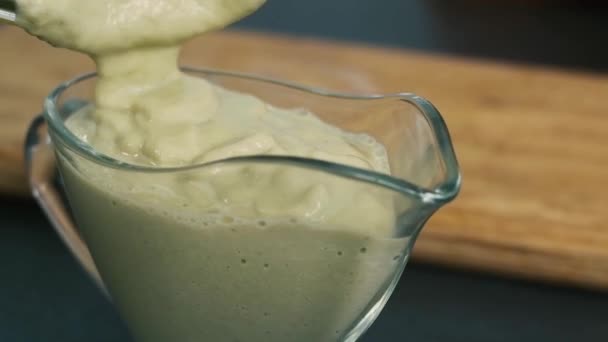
xmin=0 ymin=0 xmax=16 ymax=23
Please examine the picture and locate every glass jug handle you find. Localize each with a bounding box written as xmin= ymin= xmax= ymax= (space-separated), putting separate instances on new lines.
xmin=24 ymin=114 xmax=106 ymax=293
xmin=0 ymin=0 xmax=17 ymax=24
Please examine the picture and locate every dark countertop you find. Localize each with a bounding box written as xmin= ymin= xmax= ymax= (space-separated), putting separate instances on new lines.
xmin=2 ymin=1 xmax=608 ymax=341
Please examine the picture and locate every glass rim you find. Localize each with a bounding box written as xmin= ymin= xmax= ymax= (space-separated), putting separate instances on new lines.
xmin=44 ymin=67 xmax=461 ymax=205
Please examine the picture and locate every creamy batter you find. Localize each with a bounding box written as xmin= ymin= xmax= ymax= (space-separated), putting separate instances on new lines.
xmin=16 ymin=1 xmax=406 ymax=341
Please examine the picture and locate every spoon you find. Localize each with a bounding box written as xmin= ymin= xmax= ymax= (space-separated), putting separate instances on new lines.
xmin=0 ymin=0 xmax=16 ymax=23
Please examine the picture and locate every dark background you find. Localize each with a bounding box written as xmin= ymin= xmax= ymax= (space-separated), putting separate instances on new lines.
xmin=235 ymin=0 xmax=608 ymax=72
xmin=2 ymin=1 xmax=608 ymax=341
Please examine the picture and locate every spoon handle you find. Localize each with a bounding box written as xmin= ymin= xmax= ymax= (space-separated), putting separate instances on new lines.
xmin=0 ymin=0 xmax=16 ymax=23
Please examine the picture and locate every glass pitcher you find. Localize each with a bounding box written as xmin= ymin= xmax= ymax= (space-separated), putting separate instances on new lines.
xmin=24 ymin=68 xmax=461 ymax=342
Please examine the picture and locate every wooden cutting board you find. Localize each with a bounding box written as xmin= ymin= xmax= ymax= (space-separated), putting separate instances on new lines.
xmin=2 ymin=26 xmax=608 ymax=290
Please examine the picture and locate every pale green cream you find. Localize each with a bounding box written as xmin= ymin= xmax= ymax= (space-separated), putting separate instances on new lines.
xmin=17 ymin=1 xmax=405 ymax=341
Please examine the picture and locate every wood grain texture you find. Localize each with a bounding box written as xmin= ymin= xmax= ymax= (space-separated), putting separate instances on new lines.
xmin=1 ymin=26 xmax=607 ymax=290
